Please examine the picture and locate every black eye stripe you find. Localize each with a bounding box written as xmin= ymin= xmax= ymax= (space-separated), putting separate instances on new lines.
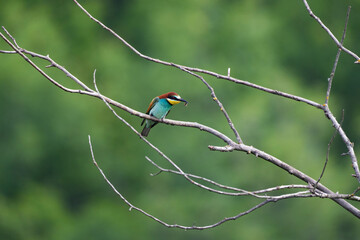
xmin=168 ymin=96 xmax=179 ymax=100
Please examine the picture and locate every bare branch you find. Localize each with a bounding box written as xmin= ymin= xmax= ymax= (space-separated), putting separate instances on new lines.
xmin=86 ymin=139 xmax=360 ymax=233
xmin=0 ymin=30 xmax=236 ymax=145
xmin=302 ymin=1 xmax=360 ymax=63
xmin=231 ymin=143 xmax=360 ymax=217
xmin=88 ymin=135 xmax=275 ymax=229
xmin=314 ymin=191 xmax=360 ymax=201
xmin=316 ymin=5 xmax=360 ymax=182
xmin=1 ymin=1 xmax=359 ymax=224
xmin=72 ymin=0 xmax=325 ymax=110
xmin=1 ymin=26 xmax=20 ymax=48
xmin=1 ymin=27 xmax=93 ymax=92
xmin=93 ymin=70 xmax=359 ymax=210
xmin=146 ymin=156 xmax=311 ymax=199
xmin=182 ymin=67 xmax=325 ymax=109
xmin=173 ymin=64 xmax=242 ymax=143
xmin=91 ymin=70 xmax=246 ymax=197
xmin=324 ymin=106 xmax=360 ymax=183
xmin=0 ymin=31 xmax=81 ymax=94
xmin=0 ymin=50 xmax=16 ymax=54
xmin=2 ymin=21 xmax=360 ymax=218
xmin=307 ymin=4 xmax=360 ymax=184
xmin=325 ymin=6 xmax=351 ymax=105
xmin=91 ymin=68 xmax=360 ymax=216
xmin=73 ymin=0 xmax=243 ymax=143
xmin=314 ymin=110 xmax=344 ymax=189
xmin=317 ymin=6 xmax=350 ymax=185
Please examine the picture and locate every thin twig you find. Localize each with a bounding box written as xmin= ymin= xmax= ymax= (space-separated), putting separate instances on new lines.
xmin=325 ymin=6 xmax=351 ymax=105
xmin=302 ymin=1 xmax=360 ymax=63
xmin=88 ymin=135 xmax=276 ymax=229
xmin=352 ymin=187 xmax=360 ymax=196
xmin=308 ymin=4 xmax=360 ymax=184
xmin=314 ymin=110 xmax=344 ymax=188
xmin=1 ymin=27 xmax=93 ymax=92
xmin=319 ymin=5 xmax=350 ymax=184
xmin=0 ymin=50 xmax=16 ymax=54
xmin=84 ymin=137 xmax=360 ymax=235
xmin=173 ymin=64 xmax=242 ymax=143
xmin=183 ymin=67 xmax=324 ymax=109
xmin=146 ymin=156 xmax=310 ymax=199
xmin=324 ymin=105 xmax=360 ymax=184
xmin=1 ymin=26 xmax=20 ymax=48
xmin=0 ymin=32 xmax=85 ymax=94
xmin=314 ymin=190 xmax=360 ymax=201
xmin=230 ymin=143 xmax=360 ymax=217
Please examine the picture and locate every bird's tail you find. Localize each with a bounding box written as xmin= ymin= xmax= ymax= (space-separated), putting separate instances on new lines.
xmin=141 ymin=126 xmax=151 ymax=137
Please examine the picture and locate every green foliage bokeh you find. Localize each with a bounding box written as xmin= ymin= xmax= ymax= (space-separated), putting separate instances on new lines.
xmin=0 ymin=0 xmax=359 ymax=239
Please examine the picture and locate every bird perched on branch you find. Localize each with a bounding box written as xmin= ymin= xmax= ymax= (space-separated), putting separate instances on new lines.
xmin=141 ymin=92 xmax=188 ymax=137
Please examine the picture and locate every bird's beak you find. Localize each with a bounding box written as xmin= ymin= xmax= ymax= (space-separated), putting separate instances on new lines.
xmin=179 ymin=98 xmax=188 ymax=106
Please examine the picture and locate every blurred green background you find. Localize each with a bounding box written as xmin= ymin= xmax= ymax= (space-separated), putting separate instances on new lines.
xmin=0 ymin=0 xmax=359 ymax=239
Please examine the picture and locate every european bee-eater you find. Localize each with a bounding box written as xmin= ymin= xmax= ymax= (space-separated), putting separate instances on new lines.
xmin=141 ymin=92 xmax=187 ymax=137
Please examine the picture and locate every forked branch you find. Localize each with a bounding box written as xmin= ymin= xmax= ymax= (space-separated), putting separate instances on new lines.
xmin=72 ymin=0 xmax=360 ymax=184
xmin=0 ymin=0 xmax=359 ymax=228
xmin=302 ymin=0 xmax=360 ymax=63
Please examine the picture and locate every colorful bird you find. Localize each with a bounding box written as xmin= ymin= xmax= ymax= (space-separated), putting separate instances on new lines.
xmin=141 ymin=92 xmax=188 ymax=137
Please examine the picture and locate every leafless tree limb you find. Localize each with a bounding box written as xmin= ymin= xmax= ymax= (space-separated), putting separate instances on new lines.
xmin=74 ymin=0 xmax=245 ymax=143
xmin=92 ymin=66 xmax=360 ymax=206
xmin=88 ymin=135 xmax=276 ymax=230
xmin=312 ymin=8 xmax=351 ymax=188
xmin=71 ymin=0 xmax=360 ymax=185
xmin=72 ymin=0 xmax=325 ymax=110
xmin=90 ymin=138 xmax=360 ymax=231
xmin=0 ymin=28 xmax=237 ymax=145
xmin=303 ymin=1 xmax=360 ymax=63
xmin=313 ymin=110 xmax=344 ymax=193
xmin=145 ymin=156 xmax=311 ymax=199
xmin=323 ymin=105 xmax=360 ymax=184
xmin=1 ymin=0 xmax=360 ymax=228
xmin=91 ymin=70 xmax=251 ymax=198
xmin=312 ymin=4 xmax=360 ymax=184
xmin=325 ymin=6 xmax=351 ymax=105
xmin=172 ymin=64 xmax=242 ymax=143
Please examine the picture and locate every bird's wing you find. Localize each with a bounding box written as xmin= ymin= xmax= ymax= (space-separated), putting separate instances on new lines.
xmin=141 ymin=97 xmax=159 ymax=126
xmin=146 ymin=97 xmax=159 ymax=114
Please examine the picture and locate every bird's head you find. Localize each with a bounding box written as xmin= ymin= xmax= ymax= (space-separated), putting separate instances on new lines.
xmin=159 ymin=92 xmax=188 ymax=106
